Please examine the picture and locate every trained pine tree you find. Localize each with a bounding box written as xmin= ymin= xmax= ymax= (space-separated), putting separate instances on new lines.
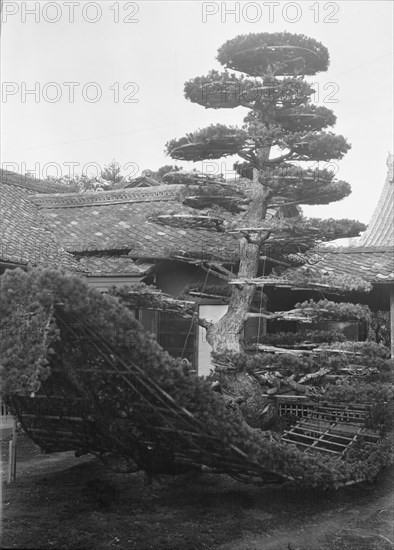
xmin=161 ymin=32 xmax=366 ymax=354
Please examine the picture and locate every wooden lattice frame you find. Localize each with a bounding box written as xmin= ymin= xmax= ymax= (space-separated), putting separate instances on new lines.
xmin=9 ymin=307 xmax=285 ymax=482
xmin=279 ymin=400 xmax=380 ymax=456
xmin=6 ymin=305 xmax=385 ymax=487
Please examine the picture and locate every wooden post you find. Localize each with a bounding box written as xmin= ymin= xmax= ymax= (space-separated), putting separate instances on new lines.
xmin=7 ymin=440 xmax=13 ymax=483
xmin=390 ymin=285 xmax=394 ymax=359
xmin=7 ymin=418 xmax=17 ymax=483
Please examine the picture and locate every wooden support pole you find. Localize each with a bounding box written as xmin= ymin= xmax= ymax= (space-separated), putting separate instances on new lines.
xmin=260 ymin=256 xmax=291 ymax=267
xmin=7 ymin=440 xmax=13 ymax=483
xmin=7 ymin=418 xmax=17 ymax=483
xmin=390 ymin=285 xmax=394 ymax=360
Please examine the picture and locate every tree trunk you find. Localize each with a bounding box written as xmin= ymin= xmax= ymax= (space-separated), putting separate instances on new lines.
xmin=206 ymin=174 xmax=270 ymax=354
xmin=206 ymin=239 xmax=260 ymax=353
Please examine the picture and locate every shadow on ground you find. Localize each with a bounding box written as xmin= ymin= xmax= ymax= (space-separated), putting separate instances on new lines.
xmin=1 ymin=434 xmax=393 ymax=549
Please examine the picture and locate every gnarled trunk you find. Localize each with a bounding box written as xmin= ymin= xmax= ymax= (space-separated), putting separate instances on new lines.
xmin=206 ymin=239 xmax=260 ymax=353
xmin=206 ymin=176 xmax=270 ymax=354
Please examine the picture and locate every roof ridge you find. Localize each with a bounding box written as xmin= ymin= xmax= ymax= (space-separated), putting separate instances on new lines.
xmin=30 ymin=184 xmax=183 ymax=209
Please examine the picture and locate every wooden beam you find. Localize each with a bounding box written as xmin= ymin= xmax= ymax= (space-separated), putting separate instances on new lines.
xmin=260 ymin=255 xmax=291 ymax=267
xmin=199 ymin=264 xmax=230 ymax=282
xmin=188 ymin=291 xmax=227 ymax=300
xmin=246 ymin=312 xmax=274 ymax=318
xmin=203 ymin=261 xmax=236 ymax=279
xmin=229 ymin=278 xmax=290 ymax=286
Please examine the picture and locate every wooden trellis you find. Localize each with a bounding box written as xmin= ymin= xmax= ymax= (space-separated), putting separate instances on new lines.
xmin=7 ymin=305 xmax=384 ymax=485
xmin=275 ymin=396 xmax=373 ymax=421
xmin=8 ymin=307 xmax=288 ymax=483
xmin=280 ymin=401 xmax=379 ymax=456
xmin=276 ymin=396 xmax=317 ymax=418
xmin=281 ymin=418 xmax=379 ymax=456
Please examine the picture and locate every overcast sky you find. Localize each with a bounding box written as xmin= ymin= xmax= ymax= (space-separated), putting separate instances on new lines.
xmin=1 ymin=0 xmax=393 ymax=223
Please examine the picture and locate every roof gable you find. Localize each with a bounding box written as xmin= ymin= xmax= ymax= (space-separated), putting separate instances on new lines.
xmin=122 ymin=175 xmax=162 ymax=188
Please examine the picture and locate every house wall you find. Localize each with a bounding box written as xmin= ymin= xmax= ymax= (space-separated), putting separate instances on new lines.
xmin=198 ymin=304 xmax=228 ymax=377
xmin=154 ymin=260 xmax=229 ymax=297
xmin=154 ymin=261 xmax=235 ymax=374
xmin=138 ymin=309 xmax=197 ymax=367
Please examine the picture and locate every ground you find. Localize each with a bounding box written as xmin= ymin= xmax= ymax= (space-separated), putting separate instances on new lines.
xmin=1 ymin=433 xmax=393 ymax=550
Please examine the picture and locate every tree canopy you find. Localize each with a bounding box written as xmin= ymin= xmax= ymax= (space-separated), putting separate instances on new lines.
xmin=160 ymin=31 xmax=367 ymax=354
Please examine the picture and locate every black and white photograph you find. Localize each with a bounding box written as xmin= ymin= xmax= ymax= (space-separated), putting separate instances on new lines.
xmin=0 ymin=1 xmax=393 ymax=549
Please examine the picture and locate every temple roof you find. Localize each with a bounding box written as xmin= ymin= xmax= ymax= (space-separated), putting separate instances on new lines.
xmin=357 ymin=153 xmax=393 ymax=247
xmin=304 ymin=246 xmax=394 ymax=284
xmin=297 ymin=154 xmax=394 ymax=284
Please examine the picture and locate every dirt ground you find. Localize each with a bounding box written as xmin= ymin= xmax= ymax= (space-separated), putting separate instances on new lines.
xmin=1 ymin=433 xmax=393 ymax=550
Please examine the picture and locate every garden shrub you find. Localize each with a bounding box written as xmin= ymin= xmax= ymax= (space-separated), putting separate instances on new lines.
xmin=369 ymin=310 xmax=391 ymax=348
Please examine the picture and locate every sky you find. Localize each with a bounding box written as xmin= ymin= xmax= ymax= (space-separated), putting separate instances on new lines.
xmin=1 ymin=0 xmax=393 ymax=223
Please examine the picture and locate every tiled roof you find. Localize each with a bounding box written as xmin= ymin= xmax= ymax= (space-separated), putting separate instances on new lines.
xmin=33 ymin=185 xmax=240 ymax=262
xmin=0 ymin=182 xmax=83 ymax=271
xmin=0 ymin=169 xmax=77 ymax=194
xmin=304 ymin=246 xmax=394 ymax=283
xmin=296 ymin=154 xmax=394 ymax=286
xmin=357 ymin=154 xmax=393 ymax=247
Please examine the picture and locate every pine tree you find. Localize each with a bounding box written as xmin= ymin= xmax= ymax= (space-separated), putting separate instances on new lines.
xmin=100 ymin=160 xmax=124 ymax=185
xmin=161 ymin=32 xmax=366 ymax=354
